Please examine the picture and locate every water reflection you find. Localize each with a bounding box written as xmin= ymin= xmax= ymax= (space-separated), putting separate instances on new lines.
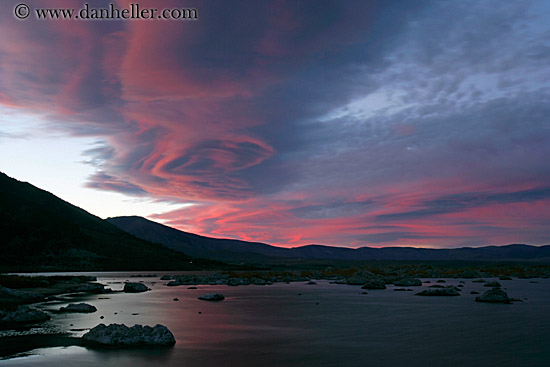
xmin=2 ymin=277 xmax=550 ymax=367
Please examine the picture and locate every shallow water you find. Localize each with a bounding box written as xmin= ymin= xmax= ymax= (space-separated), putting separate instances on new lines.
xmin=2 ymin=275 xmax=549 ymax=367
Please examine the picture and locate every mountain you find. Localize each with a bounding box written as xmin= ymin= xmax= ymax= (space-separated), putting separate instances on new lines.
xmin=106 ymin=216 xmax=291 ymax=261
xmin=108 ymin=216 xmax=550 ymax=262
xmin=0 ymin=172 xmax=223 ymax=272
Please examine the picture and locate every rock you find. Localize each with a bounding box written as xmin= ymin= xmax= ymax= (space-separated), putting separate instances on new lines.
xmin=471 ymin=291 xmax=480 ymax=294
xmin=198 ymin=293 xmax=225 ymax=301
xmin=227 ymin=278 xmax=241 ymax=286
xmin=188 ymin=286 xmax=198 ymax=289
xmin=240 ymin=278 xmax=252 ymax=286
xmin=361 ymin=280 xmax=386 ymax=290
xmin=0 ymin=286 xmax=44 ymax=302
xmin=251 ymin=278 xmax=268 ymax=285
xmin=74 ymin=276 xmax=98 ymax=282
xmin=483 ymin=281 xmax=501 ymax=288
xmin=73 ymin=283 xmax=106 ymax=293
xmin=306 ymin=281 xmax=317 ymax=285
xmin=82 ymin=323 xmax=176 ymax=347
xmin=475 ymin=288 xmax=512 ymax=304
xmin=430 ymin=285 xmax=461 ymax=292
xmin=458 ymin=270 xmax=484 ymax=279
xmin=499 ymin=276 xmax=512 ymax=280
xmin=436 ymin=280 xmax=446 ymax=283
xmin=346 ymin=269 xmax=376 ymax=285
xmin=0 ymin=305 xmax=50 ymax=325
xmin=123 ymin=282 xmax=150 ymax=293
xmin=416 ymin=288 xmax=460 ymax=296
xmin=472 ymin=279 xmax=486 ymax=283
xmin=160 ymin=275 xmax=172 ymax=280
xmin=393 ymin=278 xmax=422 ymax=287
xmin=173 ymin=298 xmax=179 ymax=302
xmin=59 ymin=303 xmax=97 ymax=313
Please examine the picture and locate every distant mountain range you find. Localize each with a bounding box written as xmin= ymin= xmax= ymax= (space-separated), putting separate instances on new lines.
xmin=108 ymin=216 xmax=550 ymax=262
xmin=0 ymin=172 xmax=223 ymax=272
xmin=1 ymin=170 xmax=548 ymax=273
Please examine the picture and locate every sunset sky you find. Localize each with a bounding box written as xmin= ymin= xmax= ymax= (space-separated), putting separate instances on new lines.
xmin=1 ymin=0 xmax=549 ymax=248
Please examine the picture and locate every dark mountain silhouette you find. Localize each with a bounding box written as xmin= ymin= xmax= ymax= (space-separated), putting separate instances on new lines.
xmin=107 ymin=215 xmax=291 ymax=261
xmin=0 ymin=172 xmax=224 ymax=272
xmin=108 ymin=216 xmax=550 ymax=262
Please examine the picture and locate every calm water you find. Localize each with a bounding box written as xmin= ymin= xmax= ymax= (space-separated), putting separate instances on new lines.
xmin=1 ymin=274 xmax=549 ymax=367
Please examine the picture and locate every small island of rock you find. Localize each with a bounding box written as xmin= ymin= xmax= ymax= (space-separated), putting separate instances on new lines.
xmin=123 ymin=282 xmax=150 ymax=293
xmin=198 ymin=293 xmax=225 ymax=301
xmin=475 ymin=288 xmax=512 ymax=304
xmin=82 ymin=323 xmax=176 ymax=347
xmin=59 ymin=303 xmax=97 ymax=313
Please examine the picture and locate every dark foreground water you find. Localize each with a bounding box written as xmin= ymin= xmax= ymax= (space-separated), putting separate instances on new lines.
xmin=1 ymin=274 xmax=549 ymax=367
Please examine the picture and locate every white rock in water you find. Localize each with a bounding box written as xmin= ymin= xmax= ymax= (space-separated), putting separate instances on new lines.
xmin=0 ymin=305 xmax=50 ymax=325
xmin=82 ymin=323 xmax=176 ymax=347
xmin=123 ymin=282 xmax=149 ymax=293
xmin=59 ymin=303 xmax=97 ymax=313
xmin=197 ymin=293 xmax=225 ymax=301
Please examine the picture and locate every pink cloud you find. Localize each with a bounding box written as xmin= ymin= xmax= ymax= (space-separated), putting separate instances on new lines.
xmin=1 ymin=0 xmax=549 ymax=249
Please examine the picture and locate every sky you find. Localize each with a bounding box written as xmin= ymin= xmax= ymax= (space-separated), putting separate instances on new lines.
xmin=1 ymin=0 xmax=549 ymax=249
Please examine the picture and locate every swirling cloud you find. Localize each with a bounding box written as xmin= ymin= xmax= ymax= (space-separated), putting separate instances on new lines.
xmin=1 ymin=0 xmax=549 ymax=247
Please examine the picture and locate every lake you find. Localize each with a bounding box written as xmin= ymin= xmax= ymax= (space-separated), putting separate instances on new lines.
xmin=1 ymin=273 xmax=549 ymax=367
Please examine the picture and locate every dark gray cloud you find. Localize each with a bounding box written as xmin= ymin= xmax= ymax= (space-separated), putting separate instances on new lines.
xmin=290 ymin=199 xmax=375 ymax=220
xmin=85 ymin=171 xmax=148 ymax=196
xmin=377 ymin=187 xmax=550 ymax=222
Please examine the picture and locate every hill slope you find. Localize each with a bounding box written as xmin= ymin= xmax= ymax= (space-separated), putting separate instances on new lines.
xmin=0 ymin=172 xmax=219 ymax=271
xmin=108 ymin=216 xmax=550 ymax=262
xmin=106 ymin=216 xmax=291 ymax=261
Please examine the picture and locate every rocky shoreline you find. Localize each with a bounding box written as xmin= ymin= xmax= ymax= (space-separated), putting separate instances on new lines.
xmin=0 ymin=275 xmax=177 ymax=357
xmin=1 ymin=264 xmax=547 ymax=359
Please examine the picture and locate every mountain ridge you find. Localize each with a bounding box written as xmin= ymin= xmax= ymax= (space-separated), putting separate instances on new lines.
xmin=107 ymin=216 xmax=550 ymax=262
xmin=0 ymin=172 xmax=224 ymax=271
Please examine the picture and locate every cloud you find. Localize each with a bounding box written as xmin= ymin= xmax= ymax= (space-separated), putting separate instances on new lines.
xmin=376 ymin=187 xmax=550 ymax=222
xmin=85 ymin=171 xmax=148 ymax=196
xmin=1 ymin=0 xmax=550 ymax=247
xmin=357 ymin=232 xmax=451 ymax=244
